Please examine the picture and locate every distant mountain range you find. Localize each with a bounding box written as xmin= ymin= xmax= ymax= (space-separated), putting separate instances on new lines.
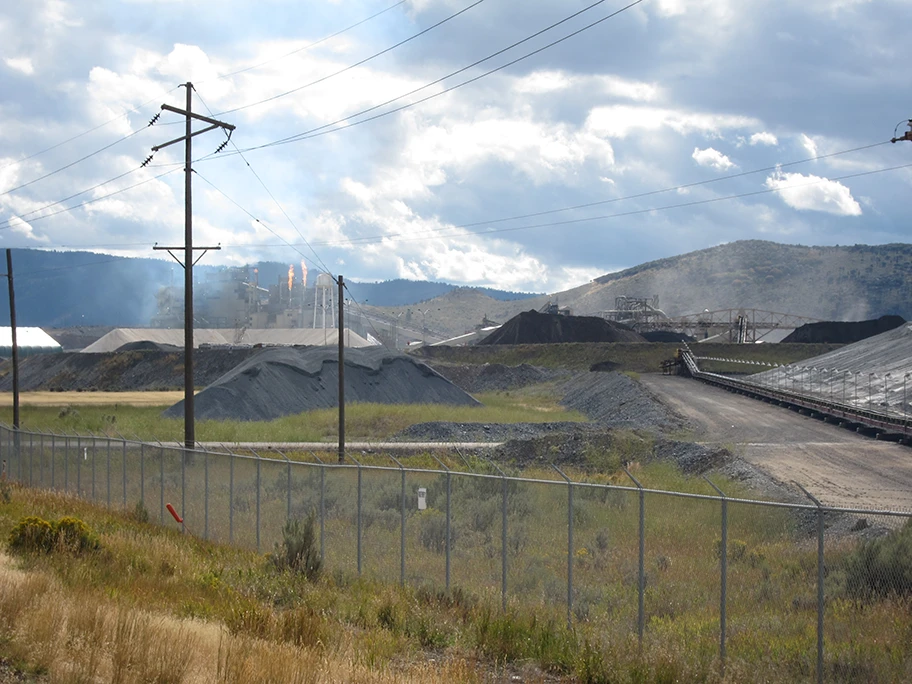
xmin=369 ymin=241 xmax=912 ymax=338
xmin=0 ymin=250 xmax=538 ymax=327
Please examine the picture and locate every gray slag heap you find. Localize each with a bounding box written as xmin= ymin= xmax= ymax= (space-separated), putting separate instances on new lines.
xmin=164 ymin=346 xmax=479 ymax=422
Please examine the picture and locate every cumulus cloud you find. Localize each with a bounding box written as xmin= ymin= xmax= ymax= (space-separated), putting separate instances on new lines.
xmin=764 ymin=169 xmax=862 ymax=216
xmin=586 ymin=105 xmax=759 ymax=139
xmin=749 ymin=131 xmax=778 ymax=146
xmin=800 ymin=134 xmax=819 ymax=158
xmin=8 ymin=216 xmax=48 ymax=243
xmin=692 ymin=147 xmax=736 ymax=171
xmin=4 ymin=57 xmax=34 ymax=75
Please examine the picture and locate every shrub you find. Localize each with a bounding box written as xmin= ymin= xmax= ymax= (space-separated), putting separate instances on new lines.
xmin=54 ymin=517 xmax=100 ymax=553
xmin=7 ymin=516 xmax=99 ymax=555
xmin=418 ymin=509 xmax=452 ymax=553
xmin=0 ymin=474 xmax=11 ymax=505
xmin=271 ymin=513 xmax=321 ymax=580
xmin=8 ymin=516 xmax=55 ymax=553
xmin=131 ymin=500 xmax=150 ymax=524
xmin=844 ymin=519 xmax=912 ymax=599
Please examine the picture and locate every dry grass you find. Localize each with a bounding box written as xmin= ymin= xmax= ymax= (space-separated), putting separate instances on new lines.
xmin=0 ymin=391 xmax=186 ymax=407
xmin=0 ymin=551 xmax=495 ymax=683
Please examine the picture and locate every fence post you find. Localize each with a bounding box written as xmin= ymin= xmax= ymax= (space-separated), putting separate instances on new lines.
xmin=106 ymin=436 xmax=112 ymax=508
xmin=552 ymin=464 xmax=574 ymax=629
xmin=28 ymin=430 xmax=33 ymax=486
xmin=199 ymin=444 xmax=210 ymax=541
xmin=484 ymin=457 xmax=509 ymax=613
xmin=64 ymin=431 xmax=69 ymax=492
xmin=428 ymin=453 xmax=452 ymax=591
xmin=158 ymin=441 xmax=165 ymax=525
xmin=704 ymin=476 xmax=728 ymax=675
xmin=121 ymin=433 xmax=127 ymax=508
xmin=254 ymin=450 xmax=262 ymax=553
xmin=350 ymin=455 xmax=363 ymax=576
xmin=310 ymin=452 xmax=326 ymax=565
xmin=76 ymin=433 xmax=82 ymax=497
xmin=139 ymin=439 xmax=145 ymax=505
xmin=388 ymin=454 xmax=407 ymax=587
xmin=39 ymin=432 xmax=44 ymax=485
xmin=90 ymin=431 xmax=96 ymax=501
xmin=797 ymin=483 xmax=825 ymax=684
xmin=223 ymin=445 xmax=235 ymax=545
xmin=50 ymin=431 xmax=55 ymax=488
xmin=625 ymin=467 xmax=646 ymax=646
xmin=181 ymin=442 xmax=187 ymax=535
xmin=277 ymin=450 xmax=292 ymax=521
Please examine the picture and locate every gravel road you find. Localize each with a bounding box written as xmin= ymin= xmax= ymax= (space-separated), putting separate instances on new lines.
xmin=640 ymin=373 xmax=912 ymax=511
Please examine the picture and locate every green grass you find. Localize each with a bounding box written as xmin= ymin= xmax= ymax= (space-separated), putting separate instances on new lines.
xmin=0 ymin=391 xmax=585 ymax=443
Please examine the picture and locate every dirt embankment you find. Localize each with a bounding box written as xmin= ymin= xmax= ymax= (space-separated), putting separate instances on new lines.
xmin=0 ymin=349 xmax=260 ymax=392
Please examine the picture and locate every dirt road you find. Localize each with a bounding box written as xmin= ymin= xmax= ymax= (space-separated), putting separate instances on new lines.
xmin=640 ymin=373 xmax=912 ymax=511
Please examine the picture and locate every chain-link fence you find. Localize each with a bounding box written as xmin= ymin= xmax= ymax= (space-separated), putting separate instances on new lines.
xmin=2 ymin=423 xmax=911 ymax=681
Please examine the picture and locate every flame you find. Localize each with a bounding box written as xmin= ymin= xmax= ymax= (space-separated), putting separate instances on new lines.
xmin=300 ymin=261 xmax=308 ymax=289
xmin=288 ymin=264 xmax=294 ymax=292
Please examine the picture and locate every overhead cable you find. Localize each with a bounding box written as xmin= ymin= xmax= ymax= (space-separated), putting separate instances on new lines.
xmin=216 ymin=0 xmax=484 ymax=115
xmin=222 ymin=0 xmax=645 ymax=154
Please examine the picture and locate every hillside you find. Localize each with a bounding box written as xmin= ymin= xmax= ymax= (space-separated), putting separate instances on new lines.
xmin=373 ymin=241 xmax=912 ymax=337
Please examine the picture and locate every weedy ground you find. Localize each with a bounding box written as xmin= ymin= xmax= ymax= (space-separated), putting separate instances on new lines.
xmin=0 ymin=390 xmax=584 ymax=443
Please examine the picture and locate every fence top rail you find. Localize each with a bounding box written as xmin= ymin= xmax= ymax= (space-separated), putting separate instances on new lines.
xmin=2 ymin=423 xmax=911 ymax=518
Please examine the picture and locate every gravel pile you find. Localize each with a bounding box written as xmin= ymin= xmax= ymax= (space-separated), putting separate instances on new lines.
xmin=652 ymin=439 xmax=730 ymax=474
xmin=560 ymin=371 xmax=686 ymax=431
xmin=165 ymin=346 xmax=478 ymax=422
xmin=430 ymin=362 xmax=570 ymax=393
xmin=478 ymin=310 xmax=645 ymax=345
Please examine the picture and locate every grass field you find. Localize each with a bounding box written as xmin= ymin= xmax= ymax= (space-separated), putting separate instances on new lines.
xmin=0 ymin=391 xmax=186 ymax=407
xmin=0 ymin=390 xmax=584 ymax=443
xmin=2 ymin=453 xmax=910 ymax=682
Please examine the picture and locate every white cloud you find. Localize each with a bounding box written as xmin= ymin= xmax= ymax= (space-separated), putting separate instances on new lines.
xmin=749 ymin=131 xmax=778 ymax=146
xmin=692 ymin=147 xmax=736 ymax=171
xmin=7 ymin=216 xmax=48 ymax=243
xmin=4 ymin=57 xmax=34 ymax=75
xmin=586 ymin=105 xmax=759 ymax=139
xmin=764 ymin=169 xmax=862 ymax=216
xmin=800 ymin=133 xmax=819 ymax=158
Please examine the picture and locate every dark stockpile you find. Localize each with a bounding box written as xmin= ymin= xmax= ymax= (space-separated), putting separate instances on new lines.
xmin=478 ymin=310 xmax=646 ymax=345
xmin=116 ymin=341 xmax=181 ymax=352
xmin=165 ymin=346 xmax=479 ymax=422
xmin=781 ymin=315 xmax=905 ymax=344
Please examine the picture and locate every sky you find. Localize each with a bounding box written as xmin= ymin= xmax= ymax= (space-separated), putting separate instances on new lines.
xmin=1 ymin=0 xmax=910 ymax=294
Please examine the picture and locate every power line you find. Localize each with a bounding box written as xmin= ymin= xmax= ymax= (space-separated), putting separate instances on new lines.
xmin=192 ymin=170 xmax=326 ymax=274
xmin=0 ymin=86 xmax=180 ymax=174
xmin=0 ymin=166 xmax=182 ymax=231
xmin=0 ymin=166 xmax=146 ymax=230
xmin=314 ymin=161 xmax=912 ymax=247
xmin=221 ymin=0 xmax=645 ymax=155
xmin=216 ymin=0 xmax=484 ymax=116
xmin=0 ymin=125 xmax=154 ymax=198
xmin=200 ymin=0 xmax=407 ymax=84
xmin=196 ymin=90 xmax=335 ymax=278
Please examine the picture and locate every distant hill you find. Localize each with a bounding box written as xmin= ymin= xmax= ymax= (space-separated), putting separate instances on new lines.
xmin=372 ymin=241 xmax=912 ymax=337
xmin=0 ymin=251 xmax=539 ymax=328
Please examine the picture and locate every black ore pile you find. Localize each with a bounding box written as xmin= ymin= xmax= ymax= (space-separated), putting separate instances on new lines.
xmin=781 ymin=315 xmax=905 ymax=344
xmin=164 ymin=347 xmax=478 ymax=422
xmin=478 ymin=310 xmax=646 ymax=345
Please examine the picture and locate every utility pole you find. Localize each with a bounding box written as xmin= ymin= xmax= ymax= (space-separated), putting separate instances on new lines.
xmin=151 ymin=82 xmax=234 ymax=450
xmin=338 ymin=275 xmax=345 ymax=463
xmin=3 ymin=250 xmax=19 ymax=429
